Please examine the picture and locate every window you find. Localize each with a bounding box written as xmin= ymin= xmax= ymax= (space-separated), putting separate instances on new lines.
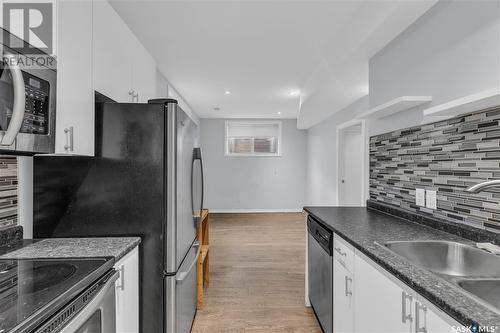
xmin=225 ymin=121 xmax=282 ymax=156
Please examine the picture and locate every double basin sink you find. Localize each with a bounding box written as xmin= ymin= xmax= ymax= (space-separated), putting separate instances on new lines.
xmin=382 ymin=240 xmax=500 ymax=312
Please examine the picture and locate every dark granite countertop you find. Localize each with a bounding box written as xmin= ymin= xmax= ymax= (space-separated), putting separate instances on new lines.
xmin=303 ymin=205 xmax=500 ymax=327
xmin=0 ymin=237 xmax=141 ymax=262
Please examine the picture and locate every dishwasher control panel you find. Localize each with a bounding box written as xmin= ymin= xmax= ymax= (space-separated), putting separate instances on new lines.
xmin=307 ymin=216 xmax=333 ymax=255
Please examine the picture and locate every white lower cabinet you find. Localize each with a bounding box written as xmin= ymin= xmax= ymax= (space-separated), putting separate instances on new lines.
xmin=354 ymin=251 xmax=415 ymax=333
xmin=114 ymin=246 xmax=139 ymax=333
xmin=327 ymin=233 xmax=460 ymax=333
xmin=415 ymin=295 xmax=461 ymax=333
xmin=353 ymin=250 xmax=460 ymax=333
xmin=333 ymin=258 xmax=354 ymax=333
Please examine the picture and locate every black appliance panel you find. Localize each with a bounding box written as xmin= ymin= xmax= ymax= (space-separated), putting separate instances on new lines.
xmin=0 ymin=258 xmax=111 ymax=333
xmin=33 ymin=102 xmax=168 ymax=333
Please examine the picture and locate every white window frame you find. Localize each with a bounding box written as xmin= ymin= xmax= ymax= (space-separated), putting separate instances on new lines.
xmin=224 ymin=120 xmax=282 ymax=157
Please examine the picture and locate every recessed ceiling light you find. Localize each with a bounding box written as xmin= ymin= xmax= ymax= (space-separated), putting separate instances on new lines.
xmin=225 ymin=90 xmax=231 ymax=95
xmin=289 ymin=90 xmax=300 ymax=97
xmin=277 ymin=112 xmax=281 ymax=115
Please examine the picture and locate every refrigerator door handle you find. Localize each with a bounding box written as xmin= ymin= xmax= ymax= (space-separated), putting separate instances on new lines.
xmin=191 ymin=148 xmax=204 ymax=221
xmin=199 ymin=151 xmax=204 ymax=215
xmin=176 ymin=241 xmax=200 ymax=282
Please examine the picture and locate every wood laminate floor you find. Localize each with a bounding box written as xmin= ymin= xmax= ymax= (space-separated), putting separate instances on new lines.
xmin=191 ymin=213 xmax=322 ymax=333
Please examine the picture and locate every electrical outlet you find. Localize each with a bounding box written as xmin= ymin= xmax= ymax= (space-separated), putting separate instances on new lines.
xmin=415 ymin=188 xmax=425 ymax=207
xmin=426 ymin=190 xmax=437 ymax=209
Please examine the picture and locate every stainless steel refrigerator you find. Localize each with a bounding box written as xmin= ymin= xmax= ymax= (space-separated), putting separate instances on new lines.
xmin=32 ymin=98 xmax=204 ymax=333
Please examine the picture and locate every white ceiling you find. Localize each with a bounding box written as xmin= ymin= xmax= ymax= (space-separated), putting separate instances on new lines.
xmin=110 ymin=0 xmax=437 ymax=128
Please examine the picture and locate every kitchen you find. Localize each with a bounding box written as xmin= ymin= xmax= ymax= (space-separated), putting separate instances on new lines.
xmin=0 ymin=0 xmax=499 ymax=332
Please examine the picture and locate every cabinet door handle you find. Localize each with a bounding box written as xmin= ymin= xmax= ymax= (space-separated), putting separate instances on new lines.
xmin=415 ymin=301 xmax=428 ymax=333
xmin=116 ymin=264 xmax=125 ymax=291
xmin=129 ymin=90 xmax=138 ymax=103
xmin=335 ymin=247 xmax=346 ymax=257
xmin=402 ymin=291 xmax=413 ymax=323
xmin=64 ymin=126 xmax=74 ymax=152
xmin=344 ymin=276 xmax=352 ymax=296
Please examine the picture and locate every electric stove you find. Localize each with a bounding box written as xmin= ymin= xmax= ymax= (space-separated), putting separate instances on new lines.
xmin=0 ymin=257 xmax=114 ymax=333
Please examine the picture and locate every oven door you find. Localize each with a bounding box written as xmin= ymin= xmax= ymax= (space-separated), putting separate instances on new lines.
xmin=34 ymin=270 xmax=119 ymax=333
xmin=0 ymin=44 xmax=56 ymax=154
xmin=59 ymin=270 xmax=119 ymax=333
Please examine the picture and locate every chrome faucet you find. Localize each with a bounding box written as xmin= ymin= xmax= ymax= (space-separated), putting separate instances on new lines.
xmin=464 ymin=180 xmax=500 ymax=193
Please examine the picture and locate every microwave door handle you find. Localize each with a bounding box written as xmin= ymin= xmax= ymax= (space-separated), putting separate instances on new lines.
xmin=0 ymin=53 xmax=25 ymax=146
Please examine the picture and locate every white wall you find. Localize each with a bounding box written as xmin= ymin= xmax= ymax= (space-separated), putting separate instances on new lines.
xmin=368 ymin=0 xmax=500 ymax=136
xmin=306 ymin=0 xmax=500 ymax=205
xmin=200 ymin=119 xmax=307 ymax=212
xmin=156 ymin=69 xmax=169 ymax=98
xmin=306 ymin=96 xmax=368 ymax=206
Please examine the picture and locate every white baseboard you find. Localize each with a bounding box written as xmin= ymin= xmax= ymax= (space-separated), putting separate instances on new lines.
xmin=208 ymin=208 xmax=303 ymax=213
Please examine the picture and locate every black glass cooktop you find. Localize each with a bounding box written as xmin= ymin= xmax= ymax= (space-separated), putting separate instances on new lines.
xmin=0 ymin=258 xmax=113 ymax=333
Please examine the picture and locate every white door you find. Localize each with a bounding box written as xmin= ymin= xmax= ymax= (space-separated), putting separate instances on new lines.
xmin=333 ymin=259 xmax=354 ymax=333
xmin=339 ymin=126 xmax=364 ymax=206
xmin=354 ymin=253 xmax=414 ymax=333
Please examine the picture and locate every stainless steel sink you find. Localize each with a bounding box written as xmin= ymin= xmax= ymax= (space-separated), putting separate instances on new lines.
xmin=383 ymin=240 xmax=500 ymax=277
xmin=457 ymin=279 xmax=500 ymax=312
xmin=381 ymin=240 xmax=500 ymax=313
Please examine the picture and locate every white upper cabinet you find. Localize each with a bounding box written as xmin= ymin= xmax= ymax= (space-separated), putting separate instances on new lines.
xmin=55 ymin=0 xmax=94 ymax=155
xmin=131 ymin=40 xmax=157 ymax=103
xmin=93 ymin=0 xmax=133 ymax=102
xmin=55 ymin=0 xmax=159 ymax=155
xmin=93 ymin=0 xmax=157 ymax=103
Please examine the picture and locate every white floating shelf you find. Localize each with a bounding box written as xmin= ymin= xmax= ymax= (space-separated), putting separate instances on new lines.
xmin=357 ymin=96 xmax=432 ymax=119
xmin=423 ymin=87 xmax=500 ymax=118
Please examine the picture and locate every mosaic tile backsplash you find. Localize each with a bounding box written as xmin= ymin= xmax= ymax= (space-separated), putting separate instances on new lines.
xmin=0 ymin=157 xmax=17 ymax=229
xmin=370 ymin=106 xmax=500 ymax=234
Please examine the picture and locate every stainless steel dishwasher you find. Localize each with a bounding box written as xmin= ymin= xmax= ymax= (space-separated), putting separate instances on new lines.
xmin=307 ymin=216 xmax=333 ymax=333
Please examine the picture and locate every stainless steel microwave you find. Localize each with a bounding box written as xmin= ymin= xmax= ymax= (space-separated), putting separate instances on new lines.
xmin=0 ymin=31 xmax=56 ymax=154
